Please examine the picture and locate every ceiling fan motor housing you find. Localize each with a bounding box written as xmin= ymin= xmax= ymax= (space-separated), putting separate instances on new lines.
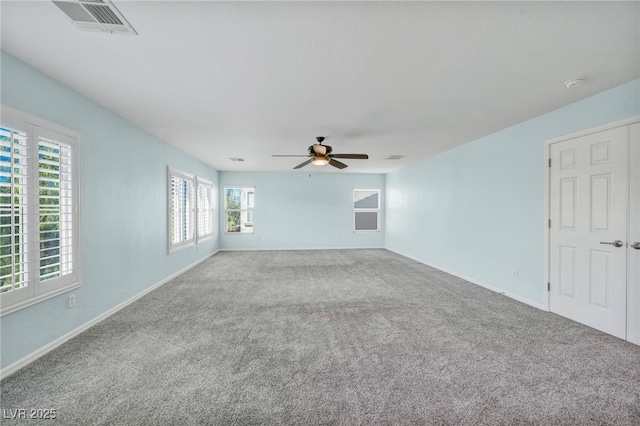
xmin=309 ymin=144 xmax=332 ymax=156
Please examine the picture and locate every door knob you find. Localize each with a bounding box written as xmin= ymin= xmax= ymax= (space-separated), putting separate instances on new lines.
xmin=600 ymin=240 xmax=624 ymax=248
xmin=632 ymin=242 xmax=640 ymax=250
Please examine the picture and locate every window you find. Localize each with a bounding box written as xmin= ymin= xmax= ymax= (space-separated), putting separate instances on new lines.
xmin=225 ymin=187 xmax=254 ymax=234
xmin=168 ymin=169 xmax=214 ymax=252
xmin=168 ymin=167 xmax=195 ymax=252
xmin=196 ymin=177 xmax=213 ymax=241
xmin=1 ymin=106 xmax=81 ymax=314
xmin=354 ymin=189 xmax=380 ymax=232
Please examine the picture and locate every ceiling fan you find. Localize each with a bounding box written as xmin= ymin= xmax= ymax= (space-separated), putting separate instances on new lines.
xmin=273 ymin=137 xmax=369 ymax=169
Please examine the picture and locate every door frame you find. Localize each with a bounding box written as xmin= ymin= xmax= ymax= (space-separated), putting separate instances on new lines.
xmin=628 ymin=123 xmax=640 ymax=345
xmin=543 ymin=115 xmax=640 ymax=327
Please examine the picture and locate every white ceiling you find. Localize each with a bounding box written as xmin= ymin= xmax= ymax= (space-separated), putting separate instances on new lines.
xmin=1 ymin=1 xmax=639 ymax=174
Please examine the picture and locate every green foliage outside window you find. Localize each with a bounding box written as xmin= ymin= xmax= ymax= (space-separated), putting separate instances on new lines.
xmin=226 ymin=188 xmax=241 ymax=231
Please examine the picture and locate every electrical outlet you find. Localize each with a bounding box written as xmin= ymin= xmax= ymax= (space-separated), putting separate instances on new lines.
xmin=68 ymin=294 xmax=76 ymax=308
xmin=512 ymin=269 xmax=518 ymax=279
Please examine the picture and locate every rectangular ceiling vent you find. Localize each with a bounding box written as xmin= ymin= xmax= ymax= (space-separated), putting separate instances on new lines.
xmin=52 ymin=0 xmax=137 ymax=35
xmin=385 ymin=155 xmax=406 ymax=160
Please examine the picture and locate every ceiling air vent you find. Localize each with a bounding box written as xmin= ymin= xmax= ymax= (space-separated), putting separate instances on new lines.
xmin=51 ymin=0 xmax=137 ymax=35
xmin=385 ymin=155 xmax=406 ymax=160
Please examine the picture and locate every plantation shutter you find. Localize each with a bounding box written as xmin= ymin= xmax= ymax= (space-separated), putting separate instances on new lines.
xmin=197 ymin=178 xmax=213 ymax=240
xmin=168 ymin=168 xmax=195 ymax=252
xmin=38 ymin=136 xmax=75 ymax=282
xmin=0 ymin=126 xmax=30 ymax=295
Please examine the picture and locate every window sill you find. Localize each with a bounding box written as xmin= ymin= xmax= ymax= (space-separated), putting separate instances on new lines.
xmin=168 ymin=241 xmax=196 ymax=254
xmin=1 ymin=283 xmax=82 ymax=317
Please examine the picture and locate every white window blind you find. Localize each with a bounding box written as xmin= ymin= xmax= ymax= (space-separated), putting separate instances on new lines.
xmin=196 ymin=178 xmax=213 ymax=240
xmin=39 ymin=136 xmax=75 ymax=282
xmin=168 ymin=167 xmax=195 ymax=252
xmin=0 ymin=127 xmax=30 ymax=296
xmin=1 ymin=106 xmax=81 ymax=315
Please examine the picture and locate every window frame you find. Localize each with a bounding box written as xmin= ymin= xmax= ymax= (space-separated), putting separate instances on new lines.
xmin=167 ymin=167 xmax=196 ymax=253
xmin=224 ymin=186 xmax=255 ymax=235
xmin=353 ymin=188 xmax=381 ymax=232
xmin=1 ymin=105 xmax=82 ymax=316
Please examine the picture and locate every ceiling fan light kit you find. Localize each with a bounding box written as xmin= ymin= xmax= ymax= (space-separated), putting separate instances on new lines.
xmin=311 ymin=156 xmax=330 ymax=166
xmin=273 ymin=136 xmax=369 ymax=170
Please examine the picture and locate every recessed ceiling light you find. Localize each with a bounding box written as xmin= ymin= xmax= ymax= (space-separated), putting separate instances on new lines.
xmin=564 ymin=78 xmax=585 ymax=89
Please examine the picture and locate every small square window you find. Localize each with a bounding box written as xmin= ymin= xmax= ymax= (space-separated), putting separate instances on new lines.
xmin=354 ymin=189 xmax=380 ymax=232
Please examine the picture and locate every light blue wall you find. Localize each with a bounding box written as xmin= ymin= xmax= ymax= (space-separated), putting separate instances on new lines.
xmin=385 ymin=79 xmax=640 ymax=305
xmin=2 ymin=47 xmax=637 ymax=371
xmin=219 ymin=172 xmax=384 ymax=250
xmin=0 ymin=52 xmax=219 ymax=370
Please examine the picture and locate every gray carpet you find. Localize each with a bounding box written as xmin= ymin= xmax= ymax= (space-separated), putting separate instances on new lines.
xmin=1 ymin=249 xmax=639 ymax=425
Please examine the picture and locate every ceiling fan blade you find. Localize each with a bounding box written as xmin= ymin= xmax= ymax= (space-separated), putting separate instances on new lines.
xmin=293 ymin=159 xmax=313 ymax=169
xmin=330 ymin=153 xmax=369 ymax=159
xmin=329 ymin=159 xmax=348 ymax=169
xmin=273 ymin=155 xmax=311 ymax=157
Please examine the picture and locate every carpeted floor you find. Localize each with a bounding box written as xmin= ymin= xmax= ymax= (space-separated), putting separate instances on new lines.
xmin=1 ymin=249 xmax=639 ymax=425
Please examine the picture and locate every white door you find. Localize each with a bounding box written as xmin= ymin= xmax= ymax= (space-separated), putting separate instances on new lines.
xmin=549 ymin=126 xmax=629 ymax=339
xmin=628 ymin=123 xmax=640 ymax=345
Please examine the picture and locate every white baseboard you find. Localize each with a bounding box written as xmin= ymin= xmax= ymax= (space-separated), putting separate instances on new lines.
xmin=385 ymin=248 xmax=547 ymax=311
xmin=0 ymin=251 xmax=218 ymax=380
xmin=220 ymin=246 xmax=385 ymax=252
